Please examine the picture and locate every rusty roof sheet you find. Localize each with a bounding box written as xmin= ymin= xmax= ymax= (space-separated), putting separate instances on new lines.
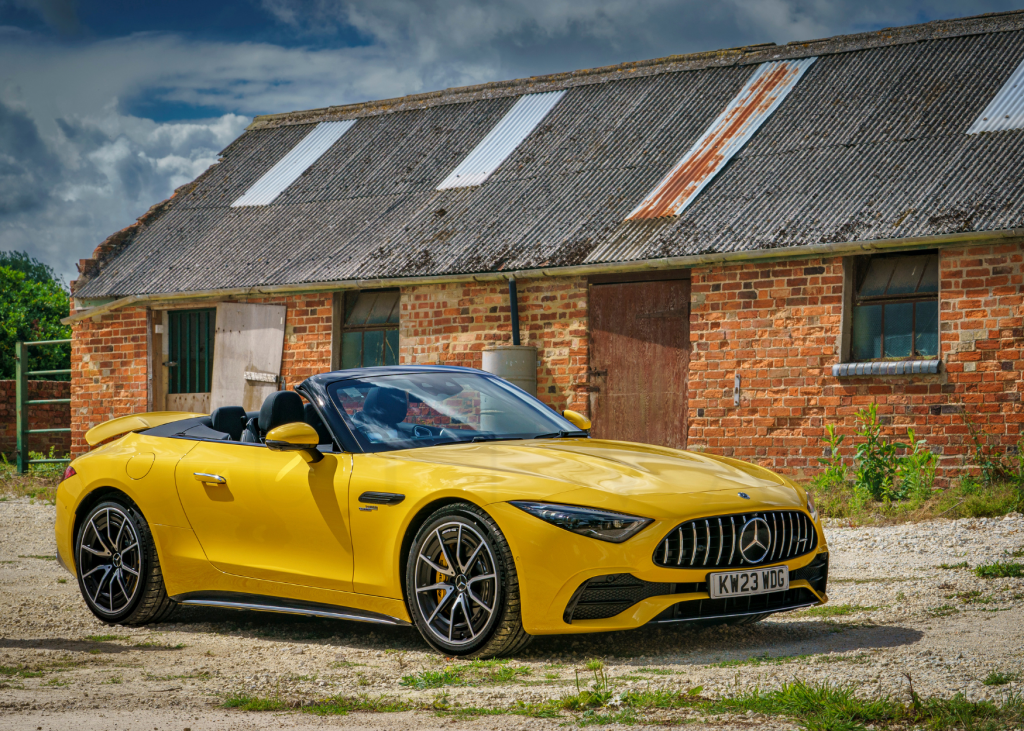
xmin=625 ymin=58 xmax=815 ymax=221
xmin=74 ymin=11 xmax=1024 ymax=299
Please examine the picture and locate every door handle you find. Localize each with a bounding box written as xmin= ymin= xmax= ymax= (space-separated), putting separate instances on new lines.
xmin=194 ymin=472 xmax=226 ymax=484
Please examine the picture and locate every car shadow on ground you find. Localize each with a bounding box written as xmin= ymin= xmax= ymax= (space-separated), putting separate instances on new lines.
xmin=0 ymin=638 xmax=186 ymax=654
xmin=148 ymin=605 xmax=924 ymax=663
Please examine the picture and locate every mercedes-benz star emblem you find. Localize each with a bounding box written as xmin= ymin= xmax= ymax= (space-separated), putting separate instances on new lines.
xmin=738 ymin=517 xmax=772 ymax=564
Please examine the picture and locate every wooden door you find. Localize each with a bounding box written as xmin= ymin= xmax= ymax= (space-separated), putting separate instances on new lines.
xmin=589 ymin=279 xmax=690 ymax=449
xmin=210 ymin=303 xmax=287 ymax=412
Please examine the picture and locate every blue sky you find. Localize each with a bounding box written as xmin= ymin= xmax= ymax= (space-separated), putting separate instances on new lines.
xmin=2 ymin=0 xmax=1022 ymax=285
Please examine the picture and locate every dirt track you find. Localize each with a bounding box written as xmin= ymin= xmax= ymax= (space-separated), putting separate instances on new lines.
xmin=1 ymin=498 xmax=1021 ymax=730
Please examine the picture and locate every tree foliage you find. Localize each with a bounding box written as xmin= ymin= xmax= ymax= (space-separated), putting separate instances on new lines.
xmin=0 ymin=252 xmax=71 ymax=380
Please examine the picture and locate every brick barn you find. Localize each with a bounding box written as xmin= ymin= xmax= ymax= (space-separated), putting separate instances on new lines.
xmin=66 ymin=11 xmax=1024 ymax=480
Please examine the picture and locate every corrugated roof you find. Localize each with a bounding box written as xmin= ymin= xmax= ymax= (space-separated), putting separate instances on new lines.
xmin=968 ymin=55 xmax=1024 ymax=133
xmin=437 ymin=91 xmax=565 ymax=189
xmin=231 ymin=121 xmax=355 ymax=206
xmin=626 ymin=58 xmax=815 ymax=220
xmin=74 ymin=10 xmax=1024 ymax=299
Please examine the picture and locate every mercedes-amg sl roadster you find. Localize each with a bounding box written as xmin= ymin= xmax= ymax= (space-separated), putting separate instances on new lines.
xmin=55 ymin=365 xmax=828 ymax=656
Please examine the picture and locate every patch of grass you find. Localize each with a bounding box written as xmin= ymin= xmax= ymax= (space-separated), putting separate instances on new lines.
xmin=85 ymin=634 xmax=122 ymax=642
xmin=441 ymin=705 xmax=507 ymax=721
xmin=303 ymin=694 xmax=416 ymax=715
xmin=223 ymin=693 xmax=288 ymax=712
xmin=796 ymin=603 xmax=877 ymax=618
xmin=707 ymin=679 xmax=1023 ymax=731
xmin=44 ymin=677 xmax=69 ymax=687
xmin=330 ymin=660 xmax=365 ymax=669
xmin=634 ymin=666 xmax=674 ymax=675
xmin=713 ymin=653 xmax=806 ymax=668
xmin=57 ymin=577 xmax=67 ymax=584
xmin=133 ymin=641 xmax=186 ymax=649
xmin=17 ymin=554 xmax=55 ymax=560
xmin=399 ymin=666 xmax=463 ymax=689
xmin=620 ymin=686 xmax=705 ymax=709
xmin=103 ymin=675 xmax=123 ymax=684
xmin=1008 ymin=546 xmax=1024 ymax=558
xmin=927 ymin=604 xmax=959 ymax=617
xmin=975 ymin=562 xmax=1024 ymax=579
xmin=939 ymin=561 xmax=971 ymax=570
xmin=0 ymin=665 xmax=44 ymax=678
xmin=984 ymin=672 xmax=1019 ymax=686
xmin=510 ymin=699 xmax=563 ymax=718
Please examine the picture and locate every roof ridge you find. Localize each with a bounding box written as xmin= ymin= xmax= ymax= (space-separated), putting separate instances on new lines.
xmin=248 ymin=9 xmax=1024 ymax=130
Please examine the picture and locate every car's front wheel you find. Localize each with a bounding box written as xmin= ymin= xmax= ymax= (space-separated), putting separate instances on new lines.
xmin=75 ymin=499 xmax=175 ymax=625
xmin=405 ymin=503 xmax=530 ymax=657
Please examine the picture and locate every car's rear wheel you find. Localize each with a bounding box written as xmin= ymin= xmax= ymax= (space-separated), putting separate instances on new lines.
xmin=76 ymin=499 xmax=175 ymax=625
xmin=405 ymin=503 xmax=530 ymax=657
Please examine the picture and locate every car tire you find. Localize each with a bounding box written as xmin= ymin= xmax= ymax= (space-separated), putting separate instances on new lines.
xmin=75 ymin=498 xmax=176 ymax=626
xmin=405 ymin=503 xmax=531 ymax=658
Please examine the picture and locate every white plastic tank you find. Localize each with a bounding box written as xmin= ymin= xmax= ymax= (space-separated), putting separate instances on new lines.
xmin=481 ymin=345 xmax=538 ymax=395
xmin=481 ymin=345 xmax=538 ymax=433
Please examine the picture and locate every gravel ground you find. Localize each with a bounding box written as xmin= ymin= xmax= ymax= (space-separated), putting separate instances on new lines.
xmin=0 ymin=498 xmax=1021 ymax=730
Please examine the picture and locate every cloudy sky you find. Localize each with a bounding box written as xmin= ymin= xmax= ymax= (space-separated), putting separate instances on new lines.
xmin=2 ymin=0 xmax=1021 ymax=285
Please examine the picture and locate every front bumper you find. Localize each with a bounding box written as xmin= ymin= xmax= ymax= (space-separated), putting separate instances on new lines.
xmin=488 ymin=502 xmax=829 ymax=635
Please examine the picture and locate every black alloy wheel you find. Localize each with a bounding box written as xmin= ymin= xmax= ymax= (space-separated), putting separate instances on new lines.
xmin=405 ymin=503 xmax=531 ymax=657
xmin=75 ymin=499 xmax=175 ymax=625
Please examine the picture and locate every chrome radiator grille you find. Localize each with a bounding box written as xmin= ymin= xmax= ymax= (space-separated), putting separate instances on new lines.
xmin=653 ymin=511 xmax=817 ymax=569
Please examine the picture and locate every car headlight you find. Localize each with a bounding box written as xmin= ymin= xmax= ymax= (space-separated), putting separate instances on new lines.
xmin=806 ymin=491 xmax=818 ymax=521
xmin=509 ymin=501 xmax=652 ymax=543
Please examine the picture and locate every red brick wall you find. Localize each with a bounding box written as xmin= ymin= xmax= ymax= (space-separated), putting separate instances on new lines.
xmin=71 ymin=308 xmax=149 ymax=456
xmin=687 ymin=242 xmax=1024 ymax=480
xmin=0 ymin=381 xmax=71 ymax=458
xmin=400 ymin=277 xmax=589 ymax=413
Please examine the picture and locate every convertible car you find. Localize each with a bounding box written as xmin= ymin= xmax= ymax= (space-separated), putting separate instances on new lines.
xmin=55 ymin=365 xmax=828 ymax=657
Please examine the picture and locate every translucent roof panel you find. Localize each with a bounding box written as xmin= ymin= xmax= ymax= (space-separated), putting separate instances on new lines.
xmin=967 ymin=57 xmax=1024 ymax=134
xmin=436 ymin=91 xmax=566 ymax=190
xmin=232 ymin=121 xmax=356 ymax=207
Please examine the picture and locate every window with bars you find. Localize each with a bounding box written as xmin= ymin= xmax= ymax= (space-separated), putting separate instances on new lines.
xmin=339 ymin=291 xmax=400 ymax=369
xmin=167 ymin=309 xmax=216 ymax=393
xmin=850 ymin=253 xmax=939 ymax=361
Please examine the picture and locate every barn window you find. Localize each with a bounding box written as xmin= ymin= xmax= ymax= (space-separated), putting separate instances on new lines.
xmin=167 ymin=309 xmax=216 ymax=393
xmin=338 ymin=290 xmax=400 ymax=368
xmin=850 ymin=253 xmax=939 ymax=361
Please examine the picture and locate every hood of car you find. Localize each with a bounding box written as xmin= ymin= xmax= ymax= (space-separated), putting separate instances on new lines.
xmin=390 ymin=438 xmax=800 ymax=511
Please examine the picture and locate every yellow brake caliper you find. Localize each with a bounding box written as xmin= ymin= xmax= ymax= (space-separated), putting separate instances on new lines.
xmin=437 ymin=552 xmax=448 ymax=605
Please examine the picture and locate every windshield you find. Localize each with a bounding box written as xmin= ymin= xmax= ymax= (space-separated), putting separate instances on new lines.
xmin=327 ymin=372 xmax=583 ymax=452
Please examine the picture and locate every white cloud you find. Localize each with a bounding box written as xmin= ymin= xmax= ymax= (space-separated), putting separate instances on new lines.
xmin=1 ymin=0 xmax=1019 ymax=284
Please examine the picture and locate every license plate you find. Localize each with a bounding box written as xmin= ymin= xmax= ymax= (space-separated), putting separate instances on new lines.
xmin=709 ymin=566 xmax=789 ymax=598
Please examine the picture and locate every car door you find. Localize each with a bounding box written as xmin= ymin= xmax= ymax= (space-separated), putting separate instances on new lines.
xmin=174 ymin=440 xmax=353 ymax=592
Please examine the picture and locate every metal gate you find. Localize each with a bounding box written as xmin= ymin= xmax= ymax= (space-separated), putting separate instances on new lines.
xmin=14 ymin=339 xmax=72 ymax=474
xmin=589 ymin=278 xmax=690 ymax=449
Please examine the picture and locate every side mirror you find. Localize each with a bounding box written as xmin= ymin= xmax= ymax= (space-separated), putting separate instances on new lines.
xmin=265 ymin=422 xmax=323 ymax=463
xmin=562 ymin=409 xmax=591 ymax=431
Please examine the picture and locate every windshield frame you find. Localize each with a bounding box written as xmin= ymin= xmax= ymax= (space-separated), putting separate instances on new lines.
xmin=322 ymin=369 xmax=583 ymax=453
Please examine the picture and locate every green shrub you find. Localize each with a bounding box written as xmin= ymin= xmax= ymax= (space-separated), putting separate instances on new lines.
xmin=853 ymin=403 xmax=907 ymax=501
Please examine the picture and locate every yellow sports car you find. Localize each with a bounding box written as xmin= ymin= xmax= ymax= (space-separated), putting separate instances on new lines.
xmin=55 ymin=366 xmax=828 ymax=657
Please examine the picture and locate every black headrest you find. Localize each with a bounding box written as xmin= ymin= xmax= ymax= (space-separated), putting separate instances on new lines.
xmin=363 ymin=387 xmax=407 ymax=427
xmin=304 ymin=403 xmax=332 ymax=445
xmin=258 ymin=390 xmax=305 ymax=433
xmin=210 ymin=406 xmax=246 ymax=441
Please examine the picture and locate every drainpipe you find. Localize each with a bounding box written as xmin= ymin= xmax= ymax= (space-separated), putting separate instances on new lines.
xmin=508 ymin=277 xmax=521 ymax=346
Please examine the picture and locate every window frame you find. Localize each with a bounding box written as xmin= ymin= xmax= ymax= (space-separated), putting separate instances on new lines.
xmin=841 ymin=251 xmax=940 ymax=363
xmin=331 ymin=289 xmax=400 ymax=370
